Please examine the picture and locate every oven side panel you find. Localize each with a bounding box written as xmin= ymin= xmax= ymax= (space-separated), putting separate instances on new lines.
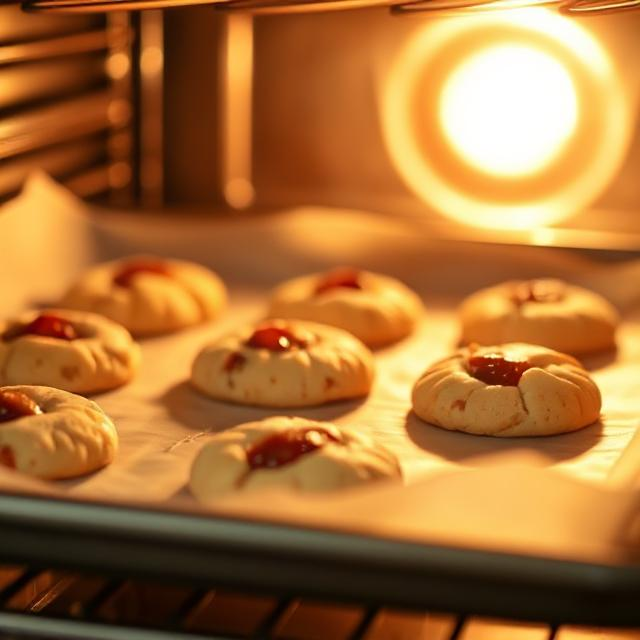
xmin=0 ymin=4 xmax=135 ymax=205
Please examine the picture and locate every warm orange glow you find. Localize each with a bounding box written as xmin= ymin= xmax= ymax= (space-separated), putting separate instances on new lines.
xmin=440 ymin=44 xmax=578 ymax=178
xmin=223 ymin=14 xmax=255 ymax=210
xmin=381 ymin=9 xmax=632 ymax=230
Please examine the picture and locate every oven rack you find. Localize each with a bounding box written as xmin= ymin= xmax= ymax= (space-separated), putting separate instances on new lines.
xmin=21 ymin=0 xmax=640 ymax=18
xmin=0 ymin=566 xmax=639 ymax=640
xmin=1 ymin=490 xmax=640 ymax=633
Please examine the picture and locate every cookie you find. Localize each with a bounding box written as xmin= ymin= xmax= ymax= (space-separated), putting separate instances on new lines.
xmin=0 ymin=385 xmax=117 ymax=479
xmin=459 ymin=279 xmax=618 ymax=355
xmin=411 ymin=342 xmax=601 ymax=437
xmin=189 ymin=416 xmax=402 ymax=501
xmin=60 ymin=256 xmax=227 ymax=336
xmin=191 ymin=320 xmax=374 ymax=407
xmin=0 ymin=309 xmax=140 ymax=394
xmin=268 ymin=267 xmax=423 ymax=347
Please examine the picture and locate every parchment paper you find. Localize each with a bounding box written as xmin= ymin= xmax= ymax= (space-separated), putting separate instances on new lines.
xmin=1 ymin=173 xmax=639 ymax=555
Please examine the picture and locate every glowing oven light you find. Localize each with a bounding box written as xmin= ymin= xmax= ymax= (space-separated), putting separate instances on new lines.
xmin=439 ymin=44 xmax=578 ymax=179
xmin=381 ymin=9 xmax=632 ymax=230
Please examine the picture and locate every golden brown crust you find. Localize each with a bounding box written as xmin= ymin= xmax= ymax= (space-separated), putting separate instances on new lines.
xmin=0 ymin=309 xmax=139 ymax=394
xmin=0 ymin=385 xmax=117 ymax=479
xmin=459 ymin=280 xmax=618 ymax=355
xmin=411 ymin=343 xmax=601 ymax=437
xmin=60 ymin=256 xmax=227 ymax=336
xmin=190 ymin=320 xmax=374 ymax=408
xmin=268 ymin=270 xmax=423 ymax=347
xmin=189 ymin=416 xmax=401 ymax=501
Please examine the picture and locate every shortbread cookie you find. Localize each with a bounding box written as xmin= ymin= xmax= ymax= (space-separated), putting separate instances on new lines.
xmin=268 ymin=268 xmax=423 ymax=347
xmin=0 ymin=385 xmax=117 ymax=479
xmin=412 ymin=343 xmax=601 ymax=437
xmin=459 ymin=279 xmax=618 ymax=355
xmin=190 ymin=416 xmax=401 ymax=501
xmin=191 ymin=320 xmax=374 ymax=407
xmin=60 ymin=256 xmax=227 ymax=336
xmin=0 ymin=309 xmax=139 ymax=394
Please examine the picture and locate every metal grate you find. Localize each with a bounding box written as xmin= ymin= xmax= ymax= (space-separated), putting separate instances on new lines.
xmin=0 ymin=3 xmax=134 ymax=204
xmin=0 ymin=566 xmax=637 ymax=640
xmin=20 ymin=0 xmax=640 ymax=18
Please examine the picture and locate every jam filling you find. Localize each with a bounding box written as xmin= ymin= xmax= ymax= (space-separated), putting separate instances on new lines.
xmin=0 ymin=446 xmax=15 ymax=469
xmin=223 ymin=352 xmax=247 ymax=372
xmin=113 ymin=260 xmax=171 ymax=288
xmin=315 ymin=268 xmax=363 ymax=295
xmin=0 ymin=390 xmax=43 ymax=423
xmin=246 ymin=324 xmax=308 ymax=352
xmin=511 ymin=280 xmax=564 ymax=306
xmin=2 ymin=314 xmax=78 ymax=342
xmin=247 ymin=427 xmax=340 ymax=470
xmin=467 ymin=353 xmax=531 ymax=387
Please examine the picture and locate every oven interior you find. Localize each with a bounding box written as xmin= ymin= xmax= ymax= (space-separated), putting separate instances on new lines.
xmin=1 ymin=1 xmax=640 ymax=639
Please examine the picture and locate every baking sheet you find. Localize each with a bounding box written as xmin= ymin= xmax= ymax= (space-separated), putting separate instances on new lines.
xmin=1 ymin=173 xmax=640 ymax=558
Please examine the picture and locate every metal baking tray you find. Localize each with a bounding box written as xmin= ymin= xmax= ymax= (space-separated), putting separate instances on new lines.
xmin=1 ymin=175 xmax=640 ymax=627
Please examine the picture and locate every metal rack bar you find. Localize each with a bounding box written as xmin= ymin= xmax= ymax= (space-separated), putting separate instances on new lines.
xmin=0 ymin=610 xmax=227 ymax=640
xmin=391 ymin=0 xmax=557 ymax=13
xmin=21 ymin=0 xmax=639 ymax=17
xmin=559 ymin=0 xmax=640 ymax=14
xmin=0 ymin=29 xmax=108 ymax=65
xmin=252 ymin=597 xmax=294 ymax=638
xmin=0 ymin=567 xmax=636 ymax=640
xmin=23 ymin=0 xmax=228 ymax=12
xmin=0 ymin=570 xmax=39 ymax=608
xmin=347 ymin=606 xmax=379 ymax=640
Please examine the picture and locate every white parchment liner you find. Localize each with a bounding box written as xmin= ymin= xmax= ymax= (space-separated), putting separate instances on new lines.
xmin=1 ymin=173 xmax=639 ymax=556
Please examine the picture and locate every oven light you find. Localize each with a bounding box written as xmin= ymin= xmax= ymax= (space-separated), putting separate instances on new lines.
xmin=439 ymin=44 xmax=578 ymax=179
xmin=382 ymin=9 xmax=632 ymax=230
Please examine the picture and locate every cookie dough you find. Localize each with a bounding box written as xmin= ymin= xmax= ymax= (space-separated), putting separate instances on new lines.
xmin=0 ymin=309 xmax=140 ymax=394
xmin=191 ymin=320 xmax=374 ymax=407
xmin=459 ymin=279 xmax=618 ymax=355
xmin=411 ymin=342 xmax=601 ymax=437
xmin=0 ymin=385 xmax=117 ymax=479
xmin=60 ymin=256 xmax=227 ymax=336
xmin=268 ymin=267 xmax=423 ymax=347
xmin=189 ymin=416 xmax=402 ymax=501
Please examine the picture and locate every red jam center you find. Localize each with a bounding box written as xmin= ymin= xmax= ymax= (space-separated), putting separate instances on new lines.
xmin=223 ymin=352 xmax=247 ymax=372
xmin=246 ymin=325 xmax=308 ymax=352
xmin=315 ymin=268 xmax=363 ymax=295
xmin=0 ymin=446 xmax=15 ymax=469
xmin=0 ymin=390 xmax=43 ymax=423
xmin=2 ymin=314 xmax=77 ymax=342
xmin=467 ymin=353 xmax=531 ymax=387
xmin=247 ymin=427 xmax=340 ymax=470
xmin=113 ymin=260 xmax=171 ymax=287
xmin=512 ymin=280 xmax=564 ymax=306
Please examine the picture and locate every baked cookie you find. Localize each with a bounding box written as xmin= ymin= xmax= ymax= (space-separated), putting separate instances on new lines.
xmin=268 ymin=267 xmax=423 ymax=347
xmin=189 ymin=416 xmax=401 ymax=501
xmin=0 ymin=309 xmax=139 ymax=394
xmin=60 ymin=256 xmax=227 ymax=336
xmin=191 ymin=320 xmax=374 ymax=407
xmin=459 ymin=279 xmax=618 ymax=355
xmin=411 ymin=342 xmax=601 ymax=437
xmin=0 ymin=385 xmax=117 ymax=479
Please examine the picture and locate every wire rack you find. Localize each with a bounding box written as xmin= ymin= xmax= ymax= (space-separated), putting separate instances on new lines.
xmin=0 ymin=565 xmax=639 ymax=640
xmin=20 ymin=0 xmax=640 ymax=17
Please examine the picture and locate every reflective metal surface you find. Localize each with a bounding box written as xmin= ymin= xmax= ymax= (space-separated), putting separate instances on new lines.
xmin=392 ymin=0 xmax=557 ymax=13
xmin=23 ymin=0 xmax=228 ymax=13
xmin=22 ymin=0 xmax=639 ymax=14
xmin=560 ymin=0 xmax=640 ymax=14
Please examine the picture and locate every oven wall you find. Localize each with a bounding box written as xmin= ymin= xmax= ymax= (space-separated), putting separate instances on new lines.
xmin=161 ymin=6 xmax=640 ymax=231
xmin=251 ymin=9 xmax=640 ymax=220
xmin=163 ymin=8 xmax=226 ymax=206
xmin=0 ymin=4 xmax=135 ymax=205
